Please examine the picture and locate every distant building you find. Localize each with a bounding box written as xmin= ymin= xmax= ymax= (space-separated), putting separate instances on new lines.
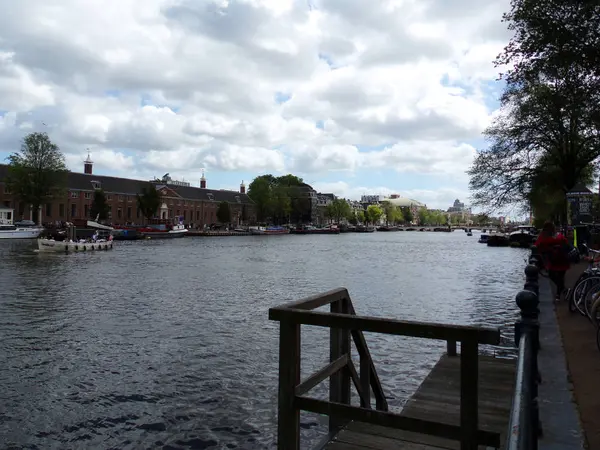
xmin=0 ymin=157 xmax=256 ymax=227
xmin=361 ymin=194 xmax=385 ymax=204
xmin=446 ymin=199 xmax=472 ymax=224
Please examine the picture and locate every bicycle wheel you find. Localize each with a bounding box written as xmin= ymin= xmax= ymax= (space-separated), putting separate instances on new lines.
xmin=572 ymin=277 xmax=600 ymax=317
xmin=589 ymin=295 xmax=600 ymax=329
xmin=582 ymin=283 xmax=600 ymax=319
xmin=571 ymin=277 xmax=590 ymax=314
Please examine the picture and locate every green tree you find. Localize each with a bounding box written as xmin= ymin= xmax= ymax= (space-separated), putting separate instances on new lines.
xmin=136 ymin=184 xmax=162 ymax=221
xmin=347 ymin=211 xmax=358 ymax=225
xmin=365 ymin=205 xmax=383 ymax=225
xmin=272 ymin=185 xmax=292 ymax=224
xmin=402 ymin=207 xmax=413 ymax=224
xmin=5 ymin=132 xmax=68 ymax=224
xmin=418 ymin=208 xmax=430 ymax=225
xmin=470 ymin=1 xmax=600 ymax=213
xmin=356 ymin=210 xmax=365 ymax=224
xmin=89 ymin=189 xmax=110 ymax=221
xmin=327 ymin=198 xmax=351 ymax=223
xmin=216 ymin=201 xmax=231 ymax=224
xmin=247 ymin=176 xmax=273 ymax=222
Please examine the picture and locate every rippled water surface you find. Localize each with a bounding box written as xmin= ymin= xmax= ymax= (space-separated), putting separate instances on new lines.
xmin=0 ymin=232 xmax=528 ymax=449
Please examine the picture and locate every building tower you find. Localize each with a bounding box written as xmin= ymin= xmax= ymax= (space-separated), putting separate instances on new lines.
xmin=84 ymin=150 xmax=93 ymax=175
xmin=240 ymin=180 xmax=246 ymax=194
xmin=200 ymin=169 xmax=206 ymax=189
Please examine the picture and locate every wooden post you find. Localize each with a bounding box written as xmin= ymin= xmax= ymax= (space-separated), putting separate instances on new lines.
xmin=460 ymin=338 xmax=479 ymax=450
xmin=278 ymin=320 xmax=301 ymax=450
xmin=329 ymin=298 xmax=351 ymax=432
xmin=447 ymin=340 xmax=457 ymax=356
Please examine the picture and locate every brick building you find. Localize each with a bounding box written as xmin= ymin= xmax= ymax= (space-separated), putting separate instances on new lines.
xmin=0 ymin=156 xmax=256 ymax=228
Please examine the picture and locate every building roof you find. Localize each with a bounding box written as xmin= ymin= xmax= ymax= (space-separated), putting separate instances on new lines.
xmin=383 ymin=196 xmax=425 ymax=208
xmin=0 ymin=164 xmax=253 ymax=204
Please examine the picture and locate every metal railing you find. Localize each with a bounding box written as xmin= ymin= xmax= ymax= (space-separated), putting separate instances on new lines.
xmin=506 ymin=250 xmax=542 ymax=450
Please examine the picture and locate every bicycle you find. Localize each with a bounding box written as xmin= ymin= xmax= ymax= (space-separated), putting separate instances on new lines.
xmin=565 ymin=245 xmax=600 ymax=316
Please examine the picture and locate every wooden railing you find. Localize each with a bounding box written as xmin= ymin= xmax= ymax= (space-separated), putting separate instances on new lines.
xmin=506 ymin=250 xmax=542 ymax=450
xmin=268 ymin=288 xmax=502 ymax=450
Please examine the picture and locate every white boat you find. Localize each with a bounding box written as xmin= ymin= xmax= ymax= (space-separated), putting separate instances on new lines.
xmin=37 ymin=237 xmax=114 ymax=253
xmin=37 ymin=218 xmax=116 ymax=252
xmin=0 ymin=207 xmax=43 ymax=239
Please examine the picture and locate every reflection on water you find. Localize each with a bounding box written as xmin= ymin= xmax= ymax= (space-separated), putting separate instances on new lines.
xmin=0 ymin=232 xmax=527 ymax=449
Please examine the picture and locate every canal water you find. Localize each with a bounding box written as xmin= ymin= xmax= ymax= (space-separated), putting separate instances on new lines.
xmin=0 ymin=232 xmax=528 ymax=449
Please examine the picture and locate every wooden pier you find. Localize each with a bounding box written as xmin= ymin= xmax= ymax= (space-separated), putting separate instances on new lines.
xmin=324 ymin=354 xmax=516 ymax=449
xmin=268 ymin=281 xmax=538 ymax=450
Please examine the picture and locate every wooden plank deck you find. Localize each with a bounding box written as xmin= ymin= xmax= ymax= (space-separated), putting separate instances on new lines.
xmin=323 ymin=354 xmax=517 ymax=450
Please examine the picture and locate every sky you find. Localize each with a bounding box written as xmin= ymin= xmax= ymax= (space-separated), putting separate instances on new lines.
xmin=0 ymin=0 xmax=513 ymax=210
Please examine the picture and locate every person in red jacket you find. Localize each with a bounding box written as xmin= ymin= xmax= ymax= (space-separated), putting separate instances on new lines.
xmin=535 ymin=221 xmax=571 ymax=301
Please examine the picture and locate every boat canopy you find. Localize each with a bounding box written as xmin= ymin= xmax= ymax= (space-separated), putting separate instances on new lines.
xmin=86 ymin=220 xmax=114 ymax=231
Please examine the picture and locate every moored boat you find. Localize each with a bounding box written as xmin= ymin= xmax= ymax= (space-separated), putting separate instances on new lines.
xmin=290 ymin=225 xmax=340 ymax=234
xmin=250 ymin=226 xmax=289 ymax=235
xmin=138 ymin=216 xmax=188 ymax=239
xmin=487 ymin=232 xmax=510 ymax=247
xmin=478 ymin=234 xmax=489 ymax=244
xmin=0 ymin=208 xmax=44 ymax=239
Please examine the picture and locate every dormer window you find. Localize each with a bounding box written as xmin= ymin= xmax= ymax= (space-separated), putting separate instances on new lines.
xmin=207 ymin=193 xmax=214 ymax=201
xmin=70 ymin=191 xmax=79 ymax=199
xmin=91 ymin=181 xmax=101 ymax=190
xmin=235 ymin=196 xmax=241 ymax=203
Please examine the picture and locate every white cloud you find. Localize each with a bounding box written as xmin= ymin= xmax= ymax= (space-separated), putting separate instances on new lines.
xmin=0 ymin=0 xmax=511 ymax=198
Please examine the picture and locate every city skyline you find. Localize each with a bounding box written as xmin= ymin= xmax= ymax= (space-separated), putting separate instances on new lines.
xmin=0 ymin=0 xmax=512 ymax=210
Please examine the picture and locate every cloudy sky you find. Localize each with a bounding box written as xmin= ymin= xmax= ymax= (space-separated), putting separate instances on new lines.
xmin=0 ymin=0 xmax=511 ymax=209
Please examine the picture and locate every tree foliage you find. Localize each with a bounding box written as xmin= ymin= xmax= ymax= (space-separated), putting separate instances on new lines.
xmin=90 ymin=189 xmax=110 ymax=221
xmin=401 ymin=207 xmax=413 ymax=224
xmin=136 ymin=184 xmax=162 ymax=221
xmin=326 ymin=198 xmax=352 ymax=223
xmin=247 ymin=174 xmax=310 ymax=224
xmin=216 ymin=201 xmax=231 ymax=224
xmin=5 ymin=132 xmax=67 ymax=223
xmin=469 ymin=0 xmax=600 ymax=215
xmin=365 ymin=205 xmax=383 ymax=225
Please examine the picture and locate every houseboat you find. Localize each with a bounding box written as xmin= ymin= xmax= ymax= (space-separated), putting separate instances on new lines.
xmin=249 ymin=226 xmax=289 ymax=235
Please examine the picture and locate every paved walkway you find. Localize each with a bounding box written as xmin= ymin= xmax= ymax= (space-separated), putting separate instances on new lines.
xmin=537 ymin=271 xmax=585 ymax=449
xmin=554 ymin=265 xmax=600 ymax=450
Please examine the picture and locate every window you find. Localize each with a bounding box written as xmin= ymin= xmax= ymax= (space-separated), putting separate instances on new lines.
xmin=127 ymin=207 xmax=132 ymax=219
xmin=117 ymin=209 xmax=122 ymax=219
xmin=70 ymin=191 xmax=79 ymax=199
xmin=107 ymin=195 xmax=112 ymax=201
xmin=91 ymin=181 xmax=101 ymax=190
xmin=235 ymin=196 xmax=241 ymax=203
xmin=127 ymin=196 xmax=132 ymax=203
xmin=59 ymin=204 xmax=65 ymax=217
xmin=71 ymin=204 xmax=77 ymax=218
xmin=84 ymin=192 xmax=92 ymax=199
xmin=169 ymin=209 xmax=173 ymax=217
xmin=84 ymin=204 xmax=89 ymax=218
xmin=196 ymin=210 xmax=200 ymax=220
xmin=6 ymin=211 xmax=11 ymax=221
xmin=183 ymin=210 xmax=187 ymax=220
xmin=176 ymin=210 xmax=180 ymax=216
xmin=207 ymin=193 xmax=214 ymax=201
xmin=136 ymin=208 xmax=140 ymax=219
xmin=45 ymin=203 xmax=52 ymax=217
xmin=3 ymin=185 xmax=11 ymax=194
xmin=108 ymin=210 xmax=112 ymax=219
xmin=118 ymin=195 xmax=124 ymax=201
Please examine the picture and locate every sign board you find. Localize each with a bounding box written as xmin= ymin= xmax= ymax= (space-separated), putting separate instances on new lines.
xmin=566 ymin=184 xmax=594 ymax=225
